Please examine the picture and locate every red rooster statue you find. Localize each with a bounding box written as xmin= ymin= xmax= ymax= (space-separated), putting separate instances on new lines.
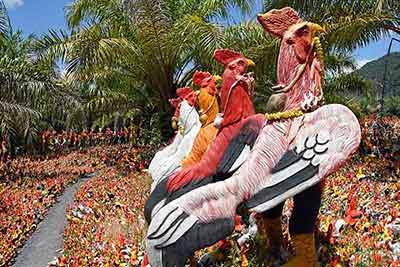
xmin=145 ymin=7 xmax=361 ymax=267
xmin=144 ymin=49 xmax=265 ymax=223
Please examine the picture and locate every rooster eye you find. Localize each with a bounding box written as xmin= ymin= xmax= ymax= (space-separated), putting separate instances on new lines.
xmin=286 ymin=38 xmax=295 ymax=45
xmin=228 ymin=64 xmax=235 ymax=70
xmin=296 ymin=25 xmax=309 ymax=36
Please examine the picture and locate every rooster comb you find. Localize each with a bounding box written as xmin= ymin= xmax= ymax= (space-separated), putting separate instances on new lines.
xmin=193 ymin=71 xmax=212 ymax=86
xmin=257 ymin=7 xmax=302 ymax=37
xmin=214 ymin=49 xmax=244 ymax=66
xmin=169 ymin=97 xmax=181 ymax=109
xmin=257 ymin=7 xmax=325 ymax=37
xmin=176 ymin=87 xmax=195 ymax=99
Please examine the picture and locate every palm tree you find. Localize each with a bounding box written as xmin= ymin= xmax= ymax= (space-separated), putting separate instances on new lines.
xmin=0 ymin=0 xmax=11 ymax=40
xmin=0 ymin=1 xmax=39 ymax=148
xmin=0 ymin=0 xmax=83 ymax=153
xmin=36 ymin=0 xmax=278 ymax=108
xmin=34 ymin=0 xmax=392 ymax=139
xmin=35 ymin=0 xmax=277 ymax=135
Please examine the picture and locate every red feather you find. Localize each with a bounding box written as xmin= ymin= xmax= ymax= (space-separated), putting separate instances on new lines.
xmin=167 ymin=122 xmax=244 ymax=191
xmin=167 ymin=49 xmax=258 ymax=192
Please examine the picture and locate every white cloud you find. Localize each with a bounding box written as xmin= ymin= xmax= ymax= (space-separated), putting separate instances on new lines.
xmin=356 ymin=58 xmax=373 ymax=69
xmin=3 ymin=0 xmax=24 ymax=9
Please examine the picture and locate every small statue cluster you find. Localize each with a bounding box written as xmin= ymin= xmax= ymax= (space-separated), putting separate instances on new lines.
xmin=360 ymin=114 xmax=400 ymax=162
xmin=40 ymin=128 xmax=134 ymax=151
xmin=0 ymin=127 xmax=139 ymax=161
xmin=145 ymin=7 xmax=361 ymax=267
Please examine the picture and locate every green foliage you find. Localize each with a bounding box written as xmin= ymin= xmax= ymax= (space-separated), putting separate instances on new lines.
xmin=382 ymin=96 xmax=400 ymax=116
xmin=0 ymin=0 xmax=84 ymax=152
xmin=1 ymin=0 xmax=398 ymax=150
xmin=0 ymin=0 xmax=11 ymax=40
xmin=35 ymin=0 xmax=271 ymax=139
xmin=264 ymin=0 xmax=400 ymax=50
xmin=356 ymin=52 xmax=400 ymax=98
xmin=37 ymin=0 xmax=259 ymax=106
xmin=324 ymin=72 xmax=375 ymax=118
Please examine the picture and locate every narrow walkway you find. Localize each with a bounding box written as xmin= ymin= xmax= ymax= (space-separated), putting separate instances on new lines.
xmin=12 ymin=173 xmax=96 ymax=267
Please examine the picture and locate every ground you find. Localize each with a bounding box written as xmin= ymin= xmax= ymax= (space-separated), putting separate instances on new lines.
xmin=12 ymin=176 xmax=92 ymax=267
xmin=0 ymin=142 xmax=399 ymax=267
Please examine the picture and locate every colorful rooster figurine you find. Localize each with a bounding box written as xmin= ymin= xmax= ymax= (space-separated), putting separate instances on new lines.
xmin=144 ymin=49 xmax=265 ymax=223
xmin=180 ymin=71 xmax=220 ymax=168
xmin=145 ymin=7 xmax=361 ymax=267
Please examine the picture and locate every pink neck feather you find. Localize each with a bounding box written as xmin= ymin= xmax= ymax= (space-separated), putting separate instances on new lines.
xmin=278 ymin=42 xmax=321 ymax=111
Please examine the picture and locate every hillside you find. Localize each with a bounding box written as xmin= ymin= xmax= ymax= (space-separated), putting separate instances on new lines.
xmin=357 ymin=52 xmax=400 ymax=98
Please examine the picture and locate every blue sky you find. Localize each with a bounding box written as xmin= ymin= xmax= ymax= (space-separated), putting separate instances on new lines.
xmin=6 ymin=0 xmax=70 ymax=35
xmin=6 ymin=0 xmax=400 ymax=68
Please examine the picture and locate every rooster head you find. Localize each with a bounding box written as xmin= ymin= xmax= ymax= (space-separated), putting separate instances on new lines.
xmin=193 ymin=71 xmax=219 ymax=96
xmin=257 ymin=7 xmax=325 ymax=64
xmin=176 ymin=87 xmax=197 ymax=106
xmin=169 ymin=97 xmax=181 ymax=110
xmin=169 ymin=87 xmax=196 ymax=127
xmin=214 ymin=49 xmax=255 ymax=80
xmin=214 ymin=49 xmax=255 ymax=98
xmin=257 ymin=7 xmax=325 ymax=110
xmin=193 ymin=71 xmax=220 ymax=125
xmin=213 ymin=49 xmax=256 ymax=128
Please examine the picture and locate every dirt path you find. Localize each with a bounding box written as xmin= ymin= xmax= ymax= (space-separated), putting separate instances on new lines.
xmin=12 ymin=173 xmax=96 ymax=267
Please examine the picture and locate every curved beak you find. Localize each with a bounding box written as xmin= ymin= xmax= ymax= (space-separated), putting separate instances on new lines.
xmin=246 ymin=58 xmax=256 ymax=67
xmin=213 ymin=75 xmax=222 ymax=82
xmin=308 ymin=22 xmax=326 ymax=34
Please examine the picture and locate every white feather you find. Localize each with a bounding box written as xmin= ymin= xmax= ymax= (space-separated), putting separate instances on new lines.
xmin=149 ymin=101 xmax=201 ymax=184
xmin=228 ymin=145 xmax=251 ymax=172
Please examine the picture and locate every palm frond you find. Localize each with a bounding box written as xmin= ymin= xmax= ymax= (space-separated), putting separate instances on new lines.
xmin=197 ymin=0 xmax=255 ymax=19
xmin=66 ymin=0 xmax=128 ymax=29
xmin=325 ymin=50 xmax=357 ymax=76
xmin=0 ymin=100 xmax=41 ymax=117
xmin=0 ymin=0 xmax=12 ymax=39
xmin=325 ymin=72 xmax=373 ymax=96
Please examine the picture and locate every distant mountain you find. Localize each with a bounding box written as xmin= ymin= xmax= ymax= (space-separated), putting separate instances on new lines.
xmin=356 ymin=52 xmax=400 ymax=98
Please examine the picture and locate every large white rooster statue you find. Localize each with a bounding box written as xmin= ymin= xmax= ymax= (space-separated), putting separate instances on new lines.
xmin=145 ymin=7 xmax=361 ymax=267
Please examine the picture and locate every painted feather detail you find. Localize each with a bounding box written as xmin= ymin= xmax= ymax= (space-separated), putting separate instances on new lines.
xmin=246 ymin=132 xmax=330 ymax=212
xmin=146 ymin=104 xmax=361 ymax=267
xmin=144 ymin=115 xmax=264 ymax=223
xmin=147 ymin=203 xmax=198 ymax=249
xmin=167 ymin=114 xmax=264 ymax=192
